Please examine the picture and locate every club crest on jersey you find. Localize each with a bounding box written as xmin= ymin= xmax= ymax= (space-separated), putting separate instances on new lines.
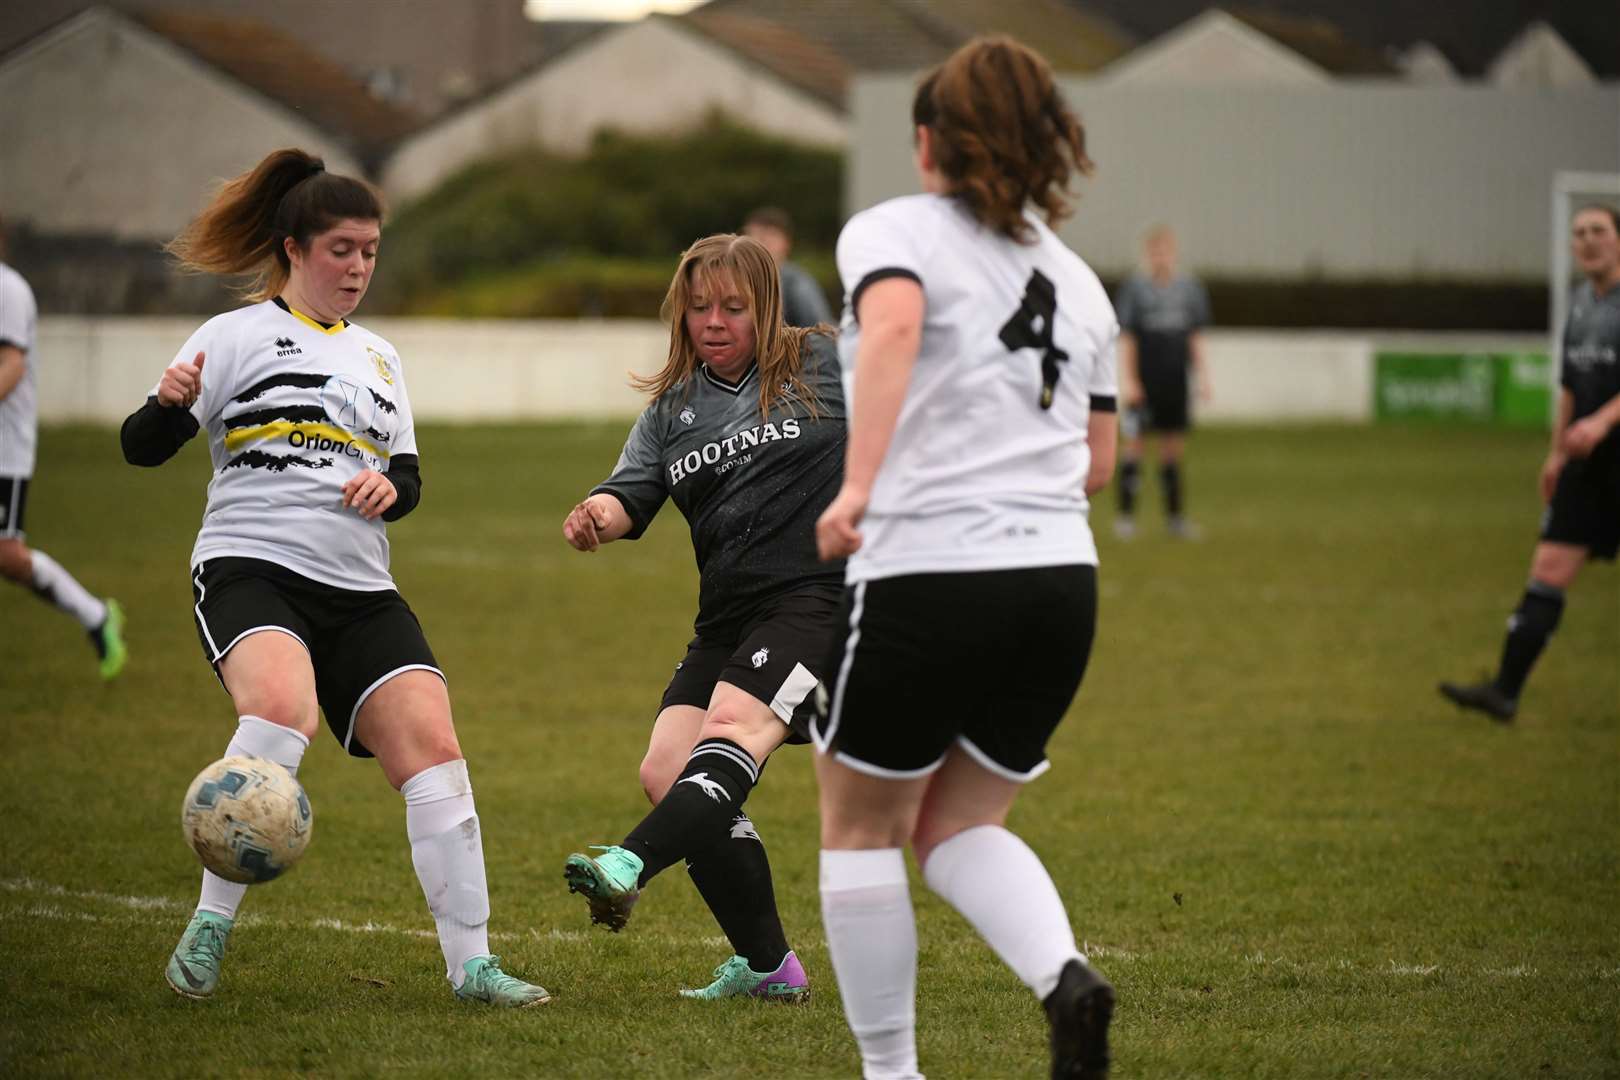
xmin=273 ymin=336 xmax=302 ymax=357
xmin=679 ymin=406 xmax=696 ymax=426
xmin=751 ymin=647 xmax=770 ymax=669
xmin=367 ymin=346 xmax=394 ymax=385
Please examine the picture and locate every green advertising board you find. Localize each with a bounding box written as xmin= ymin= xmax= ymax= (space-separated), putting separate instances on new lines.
xmin=1374 ymin=351 xmax=1551 ymax=427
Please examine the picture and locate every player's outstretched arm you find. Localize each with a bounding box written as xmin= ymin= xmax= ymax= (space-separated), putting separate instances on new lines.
xmin=122 ymin=351 xmax=206 ymax=466
xmin=563 ymin=493 xmax=632 ymax=552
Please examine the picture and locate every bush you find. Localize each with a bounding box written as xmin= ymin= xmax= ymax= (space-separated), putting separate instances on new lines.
xmin=371 ymin=113 xmax=842 ymax=316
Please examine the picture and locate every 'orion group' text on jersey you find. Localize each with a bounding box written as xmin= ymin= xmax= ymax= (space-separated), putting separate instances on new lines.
xmin=160 ymin=299 xmax=417 ymax=591
xmin=835 ymin=194 xmax=1119 ymax=582
xmin=594 ymin=333 xmax=846 ymax=634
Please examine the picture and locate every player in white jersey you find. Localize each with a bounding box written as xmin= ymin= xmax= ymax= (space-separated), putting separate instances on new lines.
xmin=0 ymin=218 xmax=126 ymax=680
xmin=811 ymin=38 xmax=1119 ymax=1080
xmin=119 ymin=149 xmax=547 ymax=1008
xmin=559 ymin=234 xmax=844 ymax=1002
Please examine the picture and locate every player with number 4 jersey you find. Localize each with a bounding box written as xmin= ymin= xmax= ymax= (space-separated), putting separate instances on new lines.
xmin=813 ymin=35 xmax=1119 ymax=1080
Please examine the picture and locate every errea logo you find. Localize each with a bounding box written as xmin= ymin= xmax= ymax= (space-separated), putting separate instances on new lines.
xmin=274 ymin=337 xmax=302 ymax=357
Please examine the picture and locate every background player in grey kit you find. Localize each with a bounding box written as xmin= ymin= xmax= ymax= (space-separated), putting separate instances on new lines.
xmin=1113 ymin=224 xmax=1210 ymax=539
xmin=0 ymin=213 xmax=127 ymax=680
xmin=1440 ymin=204 xmax=1620 ymax=722
xmin=744 ymin=206 xmax=834 ymax=329
xmin=560 ymin=232 xmax=844 ymax=1002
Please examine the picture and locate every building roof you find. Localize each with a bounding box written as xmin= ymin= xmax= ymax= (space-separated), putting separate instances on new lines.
xmin=131 ymin=9 xmax=423 ymax=165
xmin=1225 ymin=8 xmax=1397 ymax=75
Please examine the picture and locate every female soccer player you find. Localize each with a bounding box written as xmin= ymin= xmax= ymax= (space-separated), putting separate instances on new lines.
xmin=559 ymin=233 xmax=844 ymax=1001
xmin=121 ymin=148 xmax=547 ymax=1007
xmin=1439 ymin=203 xmax=1620 ymax=722
xmin=813 ymin=37 xmax=1119 ymax=1079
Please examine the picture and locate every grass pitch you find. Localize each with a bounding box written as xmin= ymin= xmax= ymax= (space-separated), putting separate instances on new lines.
xmin=2 ymin=421 xmax=1615 ymax=1079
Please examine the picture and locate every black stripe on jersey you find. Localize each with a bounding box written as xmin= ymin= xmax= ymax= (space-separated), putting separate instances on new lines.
xmin=232 ymin=373 xmax=329 ymax=404
xmin=224 ymin=404 xmax=326 ymax=429
xmin=1090 ymin=395 xmax=1118 ymax=413
xmin=369 ymin=388 xmax=397 ymax=414
xmin=851 ymin=267 xmax=922 ymax=321
xmin=224 ymin=450 xmax=336 ymax=473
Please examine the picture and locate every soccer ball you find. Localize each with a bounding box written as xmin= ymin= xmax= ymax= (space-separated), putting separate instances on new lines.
xmin=180 ymin=755 xmax=313 ymax=884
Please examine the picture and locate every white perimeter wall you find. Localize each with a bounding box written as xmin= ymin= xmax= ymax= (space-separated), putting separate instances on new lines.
xmin=33 ymin=318 xmax=1546 ymax=426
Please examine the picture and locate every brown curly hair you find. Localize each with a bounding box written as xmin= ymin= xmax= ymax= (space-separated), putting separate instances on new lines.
xmin=912 ymin=36 xmax=1092 ymax=244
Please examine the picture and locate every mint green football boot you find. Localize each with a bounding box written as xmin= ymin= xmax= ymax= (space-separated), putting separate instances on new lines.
xmin=91 ymin=598 xmax=127 ymax=681
xmin=679 ymin=951 xmax=809 ymax=1003
xmin=165 ymin=911 xmax=232 ymax=999
xmin=562 ymin=845 xmax=643 ymax=931
xmin=453 ymin=954 xmax=551 ymax=1008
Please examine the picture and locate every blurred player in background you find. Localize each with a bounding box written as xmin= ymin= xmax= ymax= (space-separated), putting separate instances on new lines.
xmin=744 ymin=206 xmax=834 ymax=329
xmin=560 ymin=233 xmax=844 ymax=1002
xmin=1440 ymin=204 xmax=1620 ymax=722
xmin=814 ymin=37 xmax=1118 ymax=1080
xmin=122 ymin=149 xmax=548 ymax=1007
xmin=0 ymin=214 xmax=127 ymax=679
xmin=1113 ymin=225 xmax=1211 ymax=539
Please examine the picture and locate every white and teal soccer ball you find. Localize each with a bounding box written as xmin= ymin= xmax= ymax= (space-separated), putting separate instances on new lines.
xmin=181 ymin=755 xmax=313 ymax=884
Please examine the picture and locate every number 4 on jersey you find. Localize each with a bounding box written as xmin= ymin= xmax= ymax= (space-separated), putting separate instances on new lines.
xmin=997 ymin=270 xmax=1068 ymax=410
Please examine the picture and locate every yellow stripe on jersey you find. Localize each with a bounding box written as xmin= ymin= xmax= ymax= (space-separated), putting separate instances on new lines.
xmin=285 ymin=306 xmax=349 ymax=336
xmin=224 ymin=422 xmax=389 ymax=460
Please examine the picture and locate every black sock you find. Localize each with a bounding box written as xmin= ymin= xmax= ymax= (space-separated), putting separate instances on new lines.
xmin=1494 ymin=581 xmax=1564 ymax=699
xmin=686 ymin=814 xmax=790 ymax=973
xmin=1118 ymin=460 xmax=1140 ymax=516
xmin=623 ymin=737 xmax=759 ymax=885
xmin=1161 ymin=461 xmax=1183 ymax=519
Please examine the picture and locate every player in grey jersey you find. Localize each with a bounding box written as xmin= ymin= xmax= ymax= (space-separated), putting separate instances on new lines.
xmin=560 ymin=234 xmax=845 ymax=1004
xmin=1112 ymin=225 xmax=1210 ymax=539
xmin=0 ymin=217 xmax=127 ymax=680
xmin=1440 ymin=204 xmax=1620 ymax=722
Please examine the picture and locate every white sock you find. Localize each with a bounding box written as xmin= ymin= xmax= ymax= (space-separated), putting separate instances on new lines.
xmin=922 ymin=825 xmax=1082 ymax=1001
xmin=820 ymin=848 xmax=924 ymax=1080
xmin=402 ymin=759 xmax=490 ymax=988
xmin=196 ymin=716 xmax=311 ymax=920
xmin=28 ymin=549 xmax=106 ymax=630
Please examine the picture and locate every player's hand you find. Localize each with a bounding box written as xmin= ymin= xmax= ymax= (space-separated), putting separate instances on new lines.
xmin=1197 ymin=372 xmax=1213 ymax=403
xmin=1561 ymin=416 xmax=1608 ymax=459
xmin=157 ymin=351 xmax=205 ymax=408
xmin=563 ymin=498 xmax=612 ymax=552
xmin=816 ymin=485 xmax=868 ymax=561
xmin=342 ymin=469 xmax=397 ymax=520
xmin=1539 ymin=452 xmax=1566 ymax=504
xmin=1123 ymin=381 xmax=1144 ymax=409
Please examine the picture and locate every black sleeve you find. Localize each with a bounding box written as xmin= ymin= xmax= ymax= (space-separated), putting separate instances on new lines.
xmin=382 ymin=453 xmax=421 ymax=522
xmin=120 ymin=396 xmax=200 ymax=466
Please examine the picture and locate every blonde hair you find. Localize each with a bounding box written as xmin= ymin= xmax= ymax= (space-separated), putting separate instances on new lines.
xmin=634 ymin=234 xmax=826 ymax=417
xmin=166 ymin=148 xmax=384 ymax=301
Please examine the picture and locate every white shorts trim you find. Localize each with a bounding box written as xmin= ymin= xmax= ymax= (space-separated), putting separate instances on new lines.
xmin=812 ymin=581 xmax=866 ymax=753
xmin=769 ymin=661 xmax=820 ymax=725
xmin=214 ymin=626 xmax=309 ymax=666
xmin=956 ymin=735 xmax=1051 ymax=783
xmin=830 ymin=749 xmax=946 ymax=781
xmin=344 ymin=663 xmax=448 ymax=753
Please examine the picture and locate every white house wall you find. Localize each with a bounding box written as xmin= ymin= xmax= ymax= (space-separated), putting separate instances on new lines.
xmin=383 ymin=17 xmax=845 ymax=204
xmin=1101 ymin=10 xmax=1331 ymax=86
xmin=849 ymin=77 xmax=1620 ymax=281
xmin=0 ymin=10 xmax=364 ymax=239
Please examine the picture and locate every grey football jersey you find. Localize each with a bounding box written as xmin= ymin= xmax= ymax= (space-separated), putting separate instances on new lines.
xmin=1114 ymin=272 xmax=1209 ymax=380
xmin=1562 ymin=281 xmax=1620 ymax=460
xmin=594 ymin=332 xmax=845 ymax=634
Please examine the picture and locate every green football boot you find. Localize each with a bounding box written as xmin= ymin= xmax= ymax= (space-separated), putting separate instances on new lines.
xmin=453 ymin=954 xmax=551 ymax=1008
xmin=165 ymin=911 xmax=232 ymax=999
xmin=562 ymin=845 xmax=643 ymax=931
xmin=91 ymin=598 xmax=127 ymax=681
xmin=679 ymin=951 xmax=809 ymax=1003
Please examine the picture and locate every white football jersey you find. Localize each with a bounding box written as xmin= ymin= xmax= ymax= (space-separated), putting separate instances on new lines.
xmin=156 ymin=300 xmax=418 ymax=591
xmin=0 ymin=262 xmax=40 ymax=477
xmin=836 ymin=193 xmax=1118 ymax=582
